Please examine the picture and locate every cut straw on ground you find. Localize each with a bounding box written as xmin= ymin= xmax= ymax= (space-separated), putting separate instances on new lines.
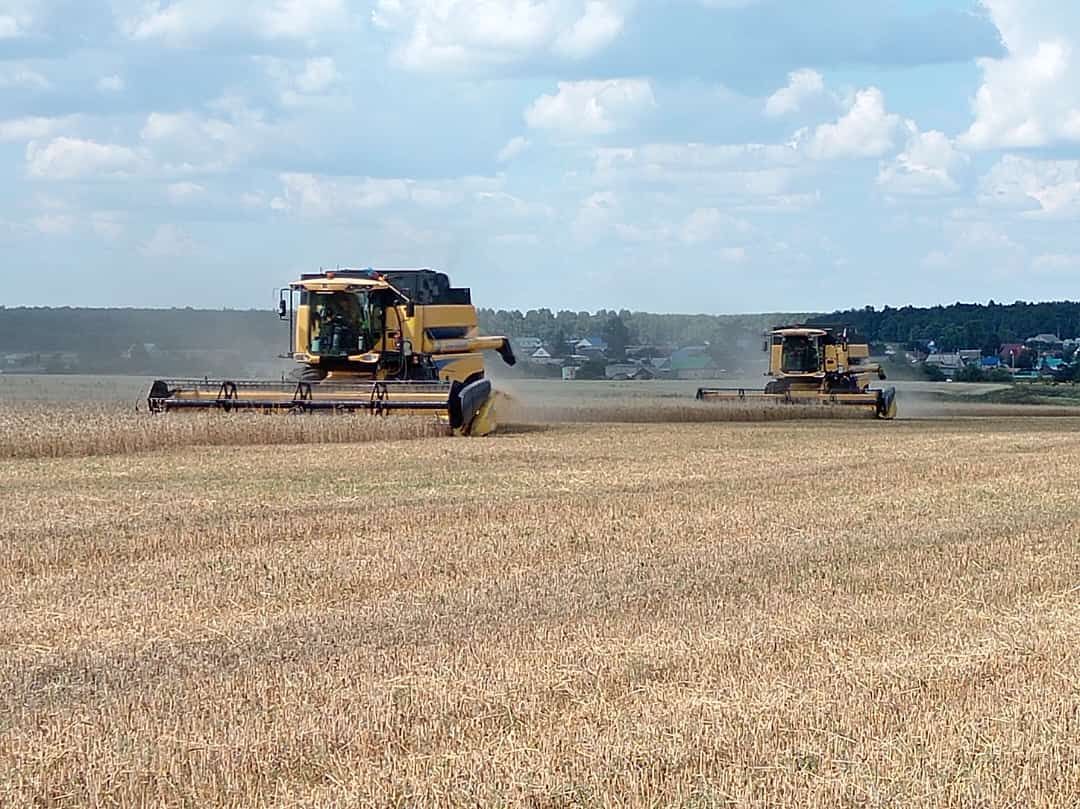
xmin=2 ymin=412 xmax=1080 ymax=806
xmin=0 ymin=404 xmax=448 ymax=460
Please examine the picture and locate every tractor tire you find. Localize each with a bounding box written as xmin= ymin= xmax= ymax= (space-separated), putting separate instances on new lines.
xmin=290 ymin=366 xmax=327 ymax=383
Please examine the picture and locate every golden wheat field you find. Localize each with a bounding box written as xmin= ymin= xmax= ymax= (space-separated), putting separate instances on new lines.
xmin=1 ymin=376 xmax=1080 ymax=807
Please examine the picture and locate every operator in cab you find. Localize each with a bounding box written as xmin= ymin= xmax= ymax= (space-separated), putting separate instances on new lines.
xmin=782 ymin=335 xmax=820 ymax=374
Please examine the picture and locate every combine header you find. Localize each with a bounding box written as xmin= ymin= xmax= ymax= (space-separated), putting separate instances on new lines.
xmin=696 ymin=325 xmax=897 ymax=419
xmin=148 ymin=268 xmax=516 ymax=435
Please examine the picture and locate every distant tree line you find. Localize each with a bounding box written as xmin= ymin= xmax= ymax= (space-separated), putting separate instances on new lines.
xmin=477 ymin=308 xmax=790 ymax=350
xmin=480 ymin=300 xmax=1080 ymax=357
xmin=823 ymin=301 xmax=1080 ymax=353
xmin=3 ymin=300 xmax=1080 ymax=371
xmin=0 ymin=307 xmax=285 ymax=356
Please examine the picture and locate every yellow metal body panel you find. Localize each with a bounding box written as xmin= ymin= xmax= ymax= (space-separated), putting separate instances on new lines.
xmin=768 ymin=337 xmax=875 ymax=378
xmin=291 ymin=290 xmax=500 ymax=386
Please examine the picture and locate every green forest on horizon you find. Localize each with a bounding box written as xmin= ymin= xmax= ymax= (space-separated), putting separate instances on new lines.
xmin=1 ymin=300 xmax=1079 ymax=360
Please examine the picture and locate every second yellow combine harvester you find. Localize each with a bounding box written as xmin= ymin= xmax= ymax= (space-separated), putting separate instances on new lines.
xmin=147 ymin=268 xmax=516 ymax=435
xmin=696 ymin=325 xmax=897 ymax=419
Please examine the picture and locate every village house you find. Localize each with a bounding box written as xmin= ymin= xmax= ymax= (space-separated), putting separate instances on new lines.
xmin=510 ymin=337 xmax=543 ymax=356
xmin=529 ymin=347 xmax=562 ymax=366
xmin=668 ymin=346 xmax=720 ymax=379
xmin=999 ymin=343 xmax=1027 ymax=365
xmin=1040 ymin=357 xmax=1067 ymax=377
xmin=604 ymin=363 xmax=655 ymax=381
xmin=574 ymin=336 xmax=607 ymax=357
xmin=925 ymin=350 xmax=980 ymax=371
xmin=1026 ymin=333 xmax=1064 ymax=353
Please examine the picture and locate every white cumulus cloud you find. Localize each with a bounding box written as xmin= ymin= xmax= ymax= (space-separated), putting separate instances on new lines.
xmin=273 ymin=173 xmax=412 ymax=217
xmin=26 ymin=137 xmax=142 ymax=180
xmin=497 ymin=136 xmax=531 ymax=162
xmin=262 ymin=0 xmax=349 ymax=38
xmin=877 ymin=126 xmax=970 ymax=195
xmin=97 ymin=75 xmax=125 ymax=93
xmin=33 ymin=214 xmax=75 ymax=235
xmin=764 ymin=68 xmax=824 ymax=117
xmin=978 ymin=155 xmax=1080 ymax=219
xmin=552 ymin=0 xmax=624 ymax=58
xmin=166 ymin=181 xmax=205 ymax=202
xmin=0 ymin=14 xmax=26 ymax=38
xmin=271 ymin=173 xmax=503 ymax=219
xmin=0 ymin=65 xmax=50 ymax=91
xmin=571 ymin=189 xmax=619 ymax=241
xmin=121 ymin=0 xmax=350 ymax=46
xmin=525 ymin=78 xmax=654 ymax=136
xmin=259 ymin=56 xmax=342 ymax=106
xmin=679 ymin=208 xmax=751 ymax=244
xmin=589 ymin=142 xmax=811 ymax=214
xmin=803 ymin=87 xmax=901 ymax=159
xmin=294 ymin=57 xmax=339 ymax=94
xmin=962 ymin=0 xmax=1080 ymax=149
xmin=140 ymin=105 xmax=270 ymax=172
xmin=372 ymin=0 xmax=625 ymax=71
xmin=0 ymin=117 xmax=73 ymax=143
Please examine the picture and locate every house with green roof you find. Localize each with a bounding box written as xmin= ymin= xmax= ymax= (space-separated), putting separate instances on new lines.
xmin=668 ymin=346 xmax=720 ymax=380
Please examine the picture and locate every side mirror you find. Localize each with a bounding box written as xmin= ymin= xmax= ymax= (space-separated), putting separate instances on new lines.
xmin=406 ymin=302 xmax=416 ymax=318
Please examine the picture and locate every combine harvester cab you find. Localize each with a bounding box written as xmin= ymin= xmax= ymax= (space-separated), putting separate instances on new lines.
xmin=147 ymin=268 xmax=516 ymax=436
xmin=697 ymin=326 xmax=897 ymax=419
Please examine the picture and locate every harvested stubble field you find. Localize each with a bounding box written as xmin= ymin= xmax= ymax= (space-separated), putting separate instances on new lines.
xmin=0 ymin=403 xmax=447 ymax=460
xmin=1 ymin=383 xmax=1080 ymax=807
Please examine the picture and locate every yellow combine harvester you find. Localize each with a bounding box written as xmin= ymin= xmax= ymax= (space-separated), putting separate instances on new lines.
xmin=147 ymin=268 xmax=516 ymax=435
xmin=696 ymin=325 xmax=897 ymax=419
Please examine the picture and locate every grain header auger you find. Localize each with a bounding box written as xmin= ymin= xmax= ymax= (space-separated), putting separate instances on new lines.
xmin=696 ymin=325 xmax=898 ymax=419
xmin=147 ymin=268 xmax=517 ymax=436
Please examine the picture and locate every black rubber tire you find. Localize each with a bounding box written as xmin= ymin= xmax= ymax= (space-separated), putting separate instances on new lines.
xmin=289 ymin=366 xmax=327 ymax=382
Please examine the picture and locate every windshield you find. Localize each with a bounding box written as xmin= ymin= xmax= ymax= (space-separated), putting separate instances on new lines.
xmin=780 ymin=335 xmax=820 ymax=373
xmin=308 ymin=291 xmax=380 ymax=357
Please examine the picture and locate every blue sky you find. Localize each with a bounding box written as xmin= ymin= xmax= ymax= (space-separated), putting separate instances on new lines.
xmin=2 ymin=0 xmax=1080 ymax=313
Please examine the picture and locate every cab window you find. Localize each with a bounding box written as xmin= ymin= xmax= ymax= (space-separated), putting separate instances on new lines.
xmin=781 ymin=336 xmax=820 ymax=373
